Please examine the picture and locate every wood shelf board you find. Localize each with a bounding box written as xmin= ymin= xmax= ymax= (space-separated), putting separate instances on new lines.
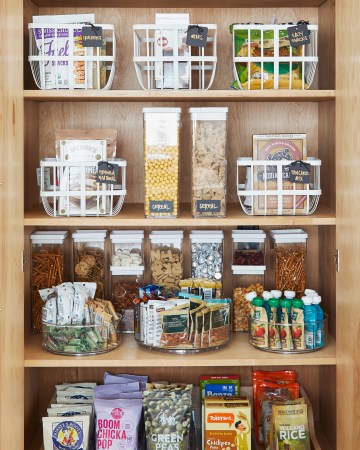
xmin=25 ymin=333 xmax=336 ymax=368
xmin=23 ymin=90 xmax=336 ymax=102
xmin=24 ymin=203 xmax=336 ymax=226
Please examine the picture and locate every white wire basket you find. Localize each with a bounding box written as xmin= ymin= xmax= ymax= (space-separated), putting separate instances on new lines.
xmin=40 ymin=158 xmax=127 ymax=217
xmin=232 ymin=24 xmax=318 ymax=90
xmin=28 ymin=23 xmax=116 ymax=90
xmin=133 ymin=24 xmax=217 ymax=90
xmin=237 ymin=157 xmax=321 ymax=215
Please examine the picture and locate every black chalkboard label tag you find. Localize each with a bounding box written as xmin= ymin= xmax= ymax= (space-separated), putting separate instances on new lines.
xmin=287 ymin=24 xmax=310 ymax=48
xmin=150 ymin=201 xmax=174 ymax=213
xmin=186 ymin=25 xmax=208 ymax=48
xmin=196 ymin=200 xmax=221 ymax=213
xmin=96 ymin=161 xmax=119 ymax=185
xmin=82 ymin=26 xmax=103 ymax=47
xmin=288 ymin=161 xmax=311 ymax=183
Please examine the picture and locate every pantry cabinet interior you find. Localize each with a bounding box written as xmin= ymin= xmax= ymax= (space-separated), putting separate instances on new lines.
xmin=2 ymin=0 xmax=359 ymax=448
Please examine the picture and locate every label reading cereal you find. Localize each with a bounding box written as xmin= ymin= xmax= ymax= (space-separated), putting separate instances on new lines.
xmin=150 ymin=200 xmax=174 ymax=213
xmin=196 ymin=200 xmax=221 ymax=213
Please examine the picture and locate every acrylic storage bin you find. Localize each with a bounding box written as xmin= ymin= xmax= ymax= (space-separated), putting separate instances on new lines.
xmin=190 ymin=108 xmax=228 ymax=217
xmin=30 ymin=231 xmax=68 ymax=334
xmin=42 ymin=321 xmax=120 ymax=356
xmin=232 ymin=267 xmax=265 ymax=332
xmin=190 ymin=230 xmax=224 ymax=281
xmin=231 ymin=23 xmax=318 ymax=90
xmin=110 ymin=230 xmax=144 ymax=269
xmin=248 ymin=314 xmax=327 ymax=353
xmin=39 ymin=158 xmax=127 ymax=217
xmin=149 ymin=231 xmax=183 ymax=296
xmin=236 ymin=157 xmax=321 ymax=215
xmin=232 ymin=230 xmax=266 ymax=267
xmin=270 ymin=229 xmax=308 ymax=297
xmin=28 ymin=22 xmax=115 ymax=90
xmin=111 ymin=267 xmax=144 ymax=333
xmin=73 ymin=230 xmax=107 ymax=299
xmin=133 ymin=23 xmax=217 ymax=90
xmin=143 ymin=108 xmax=181 ymax=218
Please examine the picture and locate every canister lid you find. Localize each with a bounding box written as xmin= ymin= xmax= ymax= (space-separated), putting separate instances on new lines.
xmin=232 ymin=265 xmax=266 ymax=275
xmin=110 ymin=266 xmax=145 ymax=276
xmin=72 ymin=230 xmax=107 ymax=242
xmin=270 ymin=229 xmax=308 ymax=243
xmin=232 ymin=230 xmax=266 ymax=243
xmin=143 ymin=107 xmax=181 ymax=113
xmin=149 ymin=230 xmax=183 ymax=243
xmin=110 ymin=230 xmax=144 ymax=243
xmin=190 ymin=230 xmax=224 ymax=243
xmin=30 ymin=231 xmax=68 ymax=244
xmin=189 ymin=107 xmax=228 ymax=121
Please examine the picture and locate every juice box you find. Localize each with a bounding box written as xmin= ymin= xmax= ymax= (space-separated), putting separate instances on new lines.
xmin=204 ymin=397 xmax=251 ymax=450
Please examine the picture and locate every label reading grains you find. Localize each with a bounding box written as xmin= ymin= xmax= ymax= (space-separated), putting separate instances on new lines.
xmin=196 ymin=200 xmax=221 ymax=213
xmin=150 ymin=201 xmax=174 ymax=213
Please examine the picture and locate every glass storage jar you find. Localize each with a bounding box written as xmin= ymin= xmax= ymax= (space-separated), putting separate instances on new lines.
xmin=190 ymin=230 xmax=224 ymax=282
xmin=30 ymin=231 xmax=68 ymax=334
xmin=110 ymin=230 xmax=144 ymax=269
xmin=190 ymin=107 xmax=228 ymax=217
xmin=149 ymin=230 xmax=183 ymax=297
xmin=270 ymin=229 xmax=308 ymax=297
xmin=72 ymin=230 xmax=107 ymax=299
xmin=143 ymin=107 xmax=181 ymax=218
xmin=111 ymin=267 xmax=144 ymax=333
xmin=232 ymin=267 xmax=265 ymax=332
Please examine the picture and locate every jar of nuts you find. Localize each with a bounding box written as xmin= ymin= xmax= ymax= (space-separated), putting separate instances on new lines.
xmin=30 ymin=231 xmax=69 ymax=334
xmin=110 ymin=230 xmax=144 ymax=269
xmin=232 ymin=267 xmax=265 ymax=332
xmin=190 ymin=230 xmax=224 ymax=282
xmin=270 ymin=229 xmax=308 ymax=298
xmin=149 ymin=231 xmax=183 ymax=297
xmin=143 ymin=107 xmax=181 ymax=218
xmin=111 ymin=267 xmax=144 ymax=333
xmin=190 ymin=107 xmax=228 ymax=217
xmin=232 ymin=230 xmax=266 ymax=267
xmin=72 ymin=230 xmax=107 ymax=299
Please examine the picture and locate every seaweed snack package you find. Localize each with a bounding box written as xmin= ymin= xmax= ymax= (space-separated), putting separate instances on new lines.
xmin=270 ymin=401 xmax=310 ymax=450
xmin=254 ymin=381 xmax=299 ymax=445
xmin=143 ymin=386 xmax=192 ymax=450
xmin=43 ymin=414 xmax=90 ymax=450
xmin=94 ymin=398 xmax=142 ymax=450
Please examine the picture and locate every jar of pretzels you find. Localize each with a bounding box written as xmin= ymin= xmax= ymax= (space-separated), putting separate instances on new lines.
xmin=111 ymin=267 xmax=144 ymax=333
xmin=72 ymin=230 xmax=107 ymax=299
xmin=30 ymin=231 xmax=68 ymax=333
xmin=232 ymin=267 xmax=265 ymax=332
xmin=270 ymin=229 xmax=308 ymax=298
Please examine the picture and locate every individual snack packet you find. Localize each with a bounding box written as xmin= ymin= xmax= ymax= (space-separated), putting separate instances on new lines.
xmin=159 ymin=308 xmax=189 ymax=348
xmin=56 ymin=383 xmax=96 ymax=392
xmin=56 ymin=285 xmax=75 ymax=325
xmin=103 ymin=372 xmax=148 ymax=390
xmin=43 ymin=415 xmax=90 ymax=450
xmin=39 ymin=288 xmax=57 ymax=324
xmin=94 ymin=382 xmax=140 ymax=398
xmin=56 ymin=388 xmax=95 ymax=404
xmin=47 ymin=404 xmax=93 ymax=417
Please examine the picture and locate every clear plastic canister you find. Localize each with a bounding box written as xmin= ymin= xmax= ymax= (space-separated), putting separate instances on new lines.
xmin=190 ymin=230 xmax=224 ymax=281
xmin=143 ymin=108 xmax=181 ymax=218
xmin=232 ymin=267 xmax=265 ymax=332
xmin=72 ymin=230 xmax=107 ymax=299
xmin=232 ymin=230 xmax=266 ymax=266
xmin=110 ymin=230 xmax=144 ymax=268
xmin=111 ymin=267 xmax=144 ymax=333
xmin=30 ymin=231 xmax=68 ymax=334
xmin=149 ymin=231 xmax=183 ymax=297
xmin=190 ymin=107 xmax=228 ymax=217
xmin=270 ymin=229 xmax=308 ymax=297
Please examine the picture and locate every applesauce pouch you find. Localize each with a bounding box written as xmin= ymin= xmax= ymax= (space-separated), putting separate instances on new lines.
xmin=250 ymin=297 xmax=268 ymax=348
xmin=291 ymin=300 xmax=305 ymax=350
xmin=280 ymin=301 xmax=294 ymax=351
xmin=269 ymin=298 xmax=281 ymax=350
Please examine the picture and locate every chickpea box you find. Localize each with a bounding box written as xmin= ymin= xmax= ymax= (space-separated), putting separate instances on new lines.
xmin=204 ymin=397 xmax=251 ymax=450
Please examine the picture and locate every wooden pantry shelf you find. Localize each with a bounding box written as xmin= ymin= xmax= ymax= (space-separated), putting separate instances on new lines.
xmin=25 ymin=333 xmax=336 ymax=368
xmin=23 ymin=89 xmax=335 ymax=103
xmin=24 ymin=203 xmax=336 ymax=227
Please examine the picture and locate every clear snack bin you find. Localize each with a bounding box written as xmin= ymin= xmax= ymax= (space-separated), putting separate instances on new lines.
xmin=72 ymin=230 xmax=107 ymax=299
xmin=110 ymin=230 xmax=144 ymax=268
xmin=42 ymin=321 xmax=120 ymax=356
xmin=143 ymin=108 xmax=181 ymax=218
xmin=30 ymin=231 xmax=68 ymax=334
xmin=232 ymin=230 xmax=266 ymax=267
xmin=190 ymin=230 xmax=224 ymax=281
xmin=111 ymin=267 xmax=144 ymax=333
xmin=149 ymin=231 xmax=183 ymax=296
xmin=232 ymin=267 xmax=265 ymax=332
xmin=270 ymin=229 xmax=308 ymax=297
xmin=190 ymin=108 xmax=228 ymax=217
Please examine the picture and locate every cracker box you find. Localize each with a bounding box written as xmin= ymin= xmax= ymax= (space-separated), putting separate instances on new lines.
xmin=200 ymin=375 xmax=241 ymax=405
xmin=252 ymin=134 xmax=307 ymax=214
xmin=204 ymin=397 xmax=251 ymax=450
